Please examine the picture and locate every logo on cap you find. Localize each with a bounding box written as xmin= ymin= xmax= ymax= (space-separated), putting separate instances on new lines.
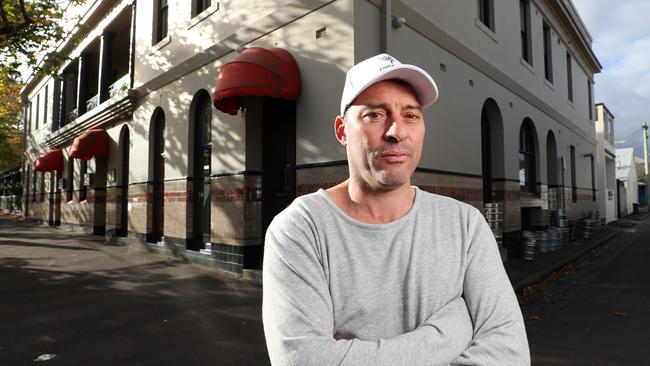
xmin=379 ymin=56 xmax=396 ymax=71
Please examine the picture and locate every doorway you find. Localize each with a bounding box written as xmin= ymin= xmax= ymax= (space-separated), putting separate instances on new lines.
xmin=261 ymin=98 xmax=296 ymax=235
xmin=118 ymin=126 xmax=130 ymax=237
xmin=191 ymin=92 xmax=212 ymax=251
xmin=149 ymin=109 xmax=165 ymax=243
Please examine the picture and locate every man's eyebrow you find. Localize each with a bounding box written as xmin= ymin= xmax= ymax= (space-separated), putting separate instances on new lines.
xmin=358 ymin=103 xmax=423 ymax=110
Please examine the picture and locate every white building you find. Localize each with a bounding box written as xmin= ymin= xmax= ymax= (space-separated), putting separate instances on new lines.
xmin=21 ymin=0 xmax=601 ymax=273
xmin=595 ymin=103 xmax=617 ymax=222
xmin=616 ymin=148 xmax=638 ymax=216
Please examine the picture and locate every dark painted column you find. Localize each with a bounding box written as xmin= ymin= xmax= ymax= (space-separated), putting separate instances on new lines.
xmin=76 ymin=54 xmax=89 ymax=115
xmin=52 ymin=79 xmax=61 ymax=131
xmin=98 ymin=31 xmax=114 ymax=103
xmin=59 ymin=75 xmax=68 ymax=127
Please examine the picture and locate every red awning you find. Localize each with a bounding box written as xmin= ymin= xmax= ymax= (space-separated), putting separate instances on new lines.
xmin=34 ymin=149 xmax=64 ymax=172
xmin=70 ymin=128 xmax=109 ymax=160
xmin=212 ymin=47 xmax=302 ymax=115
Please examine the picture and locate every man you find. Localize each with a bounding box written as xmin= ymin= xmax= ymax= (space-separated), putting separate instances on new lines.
xmin=262 ymin=54 xmax=530 ymax=365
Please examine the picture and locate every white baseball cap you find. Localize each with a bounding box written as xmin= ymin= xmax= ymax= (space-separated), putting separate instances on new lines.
xmin=340 ymin=53 xmax=439 ymax=116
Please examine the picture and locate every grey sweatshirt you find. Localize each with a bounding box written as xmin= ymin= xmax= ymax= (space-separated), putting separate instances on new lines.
xmin=262 ymin=187 xmax=530 ymax=365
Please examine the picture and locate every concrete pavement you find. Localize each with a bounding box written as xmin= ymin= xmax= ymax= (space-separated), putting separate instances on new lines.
xmin=0 ymin=214 xmax=268 ymax=366
xmin=526 ymin=214 xmax=650 ymax=365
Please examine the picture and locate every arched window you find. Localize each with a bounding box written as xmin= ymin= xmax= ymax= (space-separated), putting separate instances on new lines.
xmin=519 ymin=119 xmax=537 ymax=193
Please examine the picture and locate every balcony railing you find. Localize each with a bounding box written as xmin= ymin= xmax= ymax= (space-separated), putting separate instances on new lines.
xmin=86 ymin=94 xmax=99 ymax=111
xmin=108 ymin=74 xmax=129 ymax=99
xmin=605 ymin=132 xmax=614 ymax=144
xmin=67 ymin=108 xmax=78 ymax=123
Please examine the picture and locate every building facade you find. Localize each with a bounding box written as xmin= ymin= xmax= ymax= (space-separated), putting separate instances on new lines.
xmin=21 ymin=0 xmax=601 ymax=273
xmin=616 ymin=148 xmax=638 ymax=216
xmin=595 ymin=103 xmax=617 ymax=222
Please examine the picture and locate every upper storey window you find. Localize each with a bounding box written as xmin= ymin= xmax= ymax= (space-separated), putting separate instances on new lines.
xmin=543 ymin=21 xmax=553 ymax=83
xmin=192 ymin=0 xmax=212 ymax=17
xmin=478 ymin=0 xmax=494 ymax=31
xmin=154 ymin=0 xmax=169 ymax=44
xmin=520 ymin=0 xmax=532 ymax=64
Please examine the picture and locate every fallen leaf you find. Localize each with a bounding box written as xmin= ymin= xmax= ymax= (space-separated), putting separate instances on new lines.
xmin=530 ymin=315 xmax=541 ymax=321
xmin=614 ymin=311 xmax=627 ymax=317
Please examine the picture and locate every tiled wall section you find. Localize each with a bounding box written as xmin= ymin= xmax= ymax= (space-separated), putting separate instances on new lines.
xmin=105 ymin=185 xmax=130 ymax=235
xmin=296 ymin=164 xmax=349 ymax=195
xmin=163 ymin=180 xmax=189 ymax=243
xmin=60 ymin=191 xmax=93 ymax=230
xmin=127 ymin=182 xmax=148 ymax=236
xmin=212 ymin=173 xmax=262 ymax=245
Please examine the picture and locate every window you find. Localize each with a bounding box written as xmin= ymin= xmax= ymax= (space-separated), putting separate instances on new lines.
xmin=478 ymin=0 xmax=494 ymax=31
xmin=35 ymin=94 xmax=40 ymax=129
xmin=67 ymin=158 xmax=74 ymax=202
xmin=587 ymin=81 xmax=593 ymax=121
xmin=566 ymin=52 xmax=573 ymax=102
xmin=570 ymin=145 xmax=577 ymax=203
xmin=590 ymin=156 xmax=596 ymax=202
xmin=79 ymin=160 xmax=87 ymax=202
xmin=519 ymin=119 xmax=537 ymax=194
xmin=44 ymin=85 xmax=49 ymax=129
xmin=543 ymin=21 xmax=553 ymax=82
xmin=28 ymin=102 xmax=32 ymax=132
xmin=154 ymin=0 xmax=169 ymax=44
xmin=192 ymin=0 xmax=211 ymax=17
xmin=520 ymin=0 xmax=532 ymax=64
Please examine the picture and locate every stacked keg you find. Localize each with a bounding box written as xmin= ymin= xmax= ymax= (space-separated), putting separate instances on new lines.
xmin=552 ymin=208 xmax=570 ymax=246
xmin=484 ymin=203 xmax=503 ymax=248
xmin=547 ymin=187 xmax=559 ymax=210
xmin=521 ymin=230 xmax=537 ymax=260
xmin=537 ymin=230 xmax=551 ymax=254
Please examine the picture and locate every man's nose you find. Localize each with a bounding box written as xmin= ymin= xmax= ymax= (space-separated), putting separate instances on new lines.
xmin=385 ymin=115 xmax=406 ymax=142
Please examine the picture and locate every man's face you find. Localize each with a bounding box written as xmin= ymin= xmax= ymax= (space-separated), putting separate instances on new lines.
xmin=336 ymin=80 xmax=425 ymax=191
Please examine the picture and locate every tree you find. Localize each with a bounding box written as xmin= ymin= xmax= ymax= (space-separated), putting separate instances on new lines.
xmin=0 ymin=0 xmax=84 ymax=80
xmin=0 ymin=70 xmax=22 ymax=171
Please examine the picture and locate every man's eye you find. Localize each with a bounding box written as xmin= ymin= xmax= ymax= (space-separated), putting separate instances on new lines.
xmin=364 ymin=112 xmax=385 ymax=121
xmin=405 ymin=113 xmax=421 ymax=121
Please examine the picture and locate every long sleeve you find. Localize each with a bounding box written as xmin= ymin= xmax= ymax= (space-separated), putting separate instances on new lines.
xmin=451 ymin=213 xmax=531 ymax=365
xmin=262 ymin=210 xmax=474 ymax=366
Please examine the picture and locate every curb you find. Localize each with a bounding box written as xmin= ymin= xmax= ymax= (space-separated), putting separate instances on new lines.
xmin=511 ymin=227 xmax=623 ymax=291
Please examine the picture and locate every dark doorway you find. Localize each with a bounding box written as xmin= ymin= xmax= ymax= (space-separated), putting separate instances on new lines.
xmin=481 ymin=108 xmax=493 ymax=203
xmin=53 ymin=170 xmax=61 ymax=226
xmin=261 ymin=98 xmax=296 ymax=236
xmin=546 ymin=131 xmax=559 ymax=209
xmin=48 ymin=172 xmax=55 ymax=226
xmin=118 ymin=126 xmax=130 ymax=237
xmin=149 ymin=110 xmax=165 ymax=243
xmin=190 ymin=92 xmax=212 ymax=251
xmin=480 ymin=99 xmax=504 ymax=204
xmin=94 ymin=155 xmax=108 ymax=236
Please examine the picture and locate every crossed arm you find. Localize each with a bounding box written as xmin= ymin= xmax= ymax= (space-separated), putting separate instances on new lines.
xmin=262 ymin=213 xmax=529 ymax=366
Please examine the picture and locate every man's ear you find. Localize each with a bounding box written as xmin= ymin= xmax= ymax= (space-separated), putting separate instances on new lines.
xmin=335 ymin=116 xmax=347 ymax=146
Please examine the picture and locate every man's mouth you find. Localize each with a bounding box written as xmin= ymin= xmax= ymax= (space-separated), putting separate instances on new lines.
xmin=381 ymin=151 xmax=411 ymax=162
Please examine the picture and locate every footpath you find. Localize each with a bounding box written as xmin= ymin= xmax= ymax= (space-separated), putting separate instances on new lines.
xmin=505 ymin=211 xmax=649 ymax=291
xmin=0 ymin=214 xmax=268 ymax=366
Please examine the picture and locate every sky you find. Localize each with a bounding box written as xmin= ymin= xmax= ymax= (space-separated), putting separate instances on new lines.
xmin=572 ymin=0 xmax=650 ymax=157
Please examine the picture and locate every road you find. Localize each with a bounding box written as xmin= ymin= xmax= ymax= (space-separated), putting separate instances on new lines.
xmin=526 ymin=214 xmax=650 ymax=365
xmin=0 ymin=215 xmax=268 ymax=366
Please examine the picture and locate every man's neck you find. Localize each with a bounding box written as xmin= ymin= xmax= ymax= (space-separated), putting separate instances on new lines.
xmin=326 ymin=179 xmax=416 ymax=224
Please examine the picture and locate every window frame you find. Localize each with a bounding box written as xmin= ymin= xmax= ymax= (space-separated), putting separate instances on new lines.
xmin=478 ymin=0 xmax=495 ymax=31
xmin=543 ymin=21 xmax=553 ymax=83
xmin=519 ymin=121 xmax=537 ymax=194
xmin=154 ymin=0 xmax=169 ymax=44
xmin=566 ymin=52 xmax=573 ymax=102
xmin=520 ymin=0 xmax=532 ymax=65
xmin=192 ymin=0 xmax=212 ymax=18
